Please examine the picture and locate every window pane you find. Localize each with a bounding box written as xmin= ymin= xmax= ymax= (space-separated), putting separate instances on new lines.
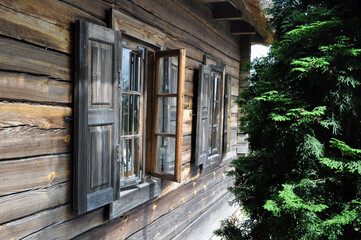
xmin=120 ymin=138 xmax=139 ymax=180
xmin=209 ymin=71 xmax=222 ymax=155
xmin=156 ymin=136 xmax=175 ymax=175
xmin=157 ymin=97 xmax=177 ymax=134
xmin=159 ymin=56 xmax=178 ymax=94
xmin=122 ymin=94 xmax=140 ymax=135
xmin=122 ymin=94 xmax=129 ymax=135
xmin=122 ymin=48 xmax=131 ymax=91
xmin=122 ymin=48 xmax=141 ymax=92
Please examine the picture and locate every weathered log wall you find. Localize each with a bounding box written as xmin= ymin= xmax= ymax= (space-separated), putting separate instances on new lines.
xmin=0 ymin=0 xmax=249 ymax=239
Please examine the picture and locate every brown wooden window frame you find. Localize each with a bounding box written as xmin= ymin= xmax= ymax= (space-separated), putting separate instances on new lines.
xmin=147 ymin=49 xmax=186 ymax=182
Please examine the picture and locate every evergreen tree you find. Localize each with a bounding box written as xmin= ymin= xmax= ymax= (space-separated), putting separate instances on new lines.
xmin=216 ymin=0 xmax=361 ymax=239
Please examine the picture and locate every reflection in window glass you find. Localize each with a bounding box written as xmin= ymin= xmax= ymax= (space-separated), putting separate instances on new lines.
xmin=208 ymin=71 xmax=222 ymax=155
xmin=156 ymin=136 xmax=175 ymax=175
xmin=122 ymin=48 xmax=141 ymax=92
xmin=120 ymin=46 xmax=143 ymax=185
xmin=157 ymin=97 xmax=177 ymax=135
xmin=159 ymin=56 xmax=178 ymax=94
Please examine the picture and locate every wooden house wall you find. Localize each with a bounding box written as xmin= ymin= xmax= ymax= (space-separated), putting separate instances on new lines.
xmin=0 ymin=0 xmax=250 ymax=239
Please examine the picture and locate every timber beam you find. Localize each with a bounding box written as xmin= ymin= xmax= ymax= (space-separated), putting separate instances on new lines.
xmin=213 ymin=2 xmax=243 ymax=20
xmin=230 ymin=21 xmax=256 ymax=35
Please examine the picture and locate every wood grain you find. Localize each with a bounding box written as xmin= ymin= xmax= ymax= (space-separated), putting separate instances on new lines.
xmin=0 ymin=71 xmax=71 ymax=103
xmin=0 ymin=154 xmax=71 ymax=196
xmin=0 ymin=182 xmax=70 ymax=225
xmin=0 ymin=126 xmax=70 ymax=160
xmin=0 ymin=102 xmax=71 ymax=129
xmin=0 ymin=204 xmax=73 ymax=240
xmin=0 ymin=0 xmax=104 ymax=53
xmin=23 ymin=208 xmax=104 ymax=240
xmin=173 ymin=192 xmax=236 ymax=240
xmin=0 ymin=36 xmax=70 ymax=81
xmin=78 ymin=171 xmax=231 ymax=239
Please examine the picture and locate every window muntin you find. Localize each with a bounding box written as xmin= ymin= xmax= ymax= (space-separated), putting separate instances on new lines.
xmin=120 ymin=45 xmax=144 ymax=186
xmin=150 ymin=49 xmax=186 ymax=182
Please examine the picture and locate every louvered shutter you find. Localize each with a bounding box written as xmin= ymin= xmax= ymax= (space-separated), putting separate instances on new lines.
xmin=195 ymin=64 xmax=211 ymax=166
xmin=74 ymin=20 xmax=121 ymax=214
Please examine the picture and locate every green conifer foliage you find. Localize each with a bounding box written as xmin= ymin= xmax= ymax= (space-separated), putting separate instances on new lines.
xmin=215 ymin=0 xmax=361 ymax=239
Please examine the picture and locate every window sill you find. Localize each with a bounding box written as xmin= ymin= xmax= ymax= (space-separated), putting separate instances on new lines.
xmin=108 ymin=179 xmax=161 ymax=220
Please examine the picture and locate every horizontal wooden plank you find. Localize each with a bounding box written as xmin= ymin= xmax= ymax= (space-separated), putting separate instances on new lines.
xmin=0 ymin=36 xmax=71 ymax=81
xmin=0 ymin=204 xmax=73 ymax=240
xmin=173 ymin=192 xmax=236 ymax=240
xmin=0 ymin=154 xmax=71 ymax=196
xmin=0 ymin=102 xmax=72 ymax=129
xmin=0 ymin=182 xmax=70 ymax=225
xmin=23 ymin=208 xmax=104 ymax=240
xmin=174 ymin=0 xmax=240 ymax=46
xmin=0 ymin=71 xmax=72 ymax=103
xmin=182 ymin=135 xmax=191 ymax=153
xmin=130 ymin=0 xmax=240 ymax=61
xmin=0 ymin=126 xmax=70 ymax=160
xmin=154 ymin=182 xmax=232 ymax=240
xmin=231 ymin=99 xmax=238 ymax=114
xmin=182 ymin=150 xmax=191 ymax=165
xmin=110 ymin=180 xmax=162 ymax=219
xmin=0 ymin=0 xmax=104 ymax=53
xmin=166 ymin=38 xmax=240 ymax=77
xmin=183 ymin=109 xmax=193 ymax=136
xmin=109 ymin=1 xmax=241 ymax=72
xmin=77 ymin=165 xmax=231 ymax=239
xmin=61 ymin=0 xmax=108 ymax=21
xmin=112 ymin=9 xmax=166 ymax=48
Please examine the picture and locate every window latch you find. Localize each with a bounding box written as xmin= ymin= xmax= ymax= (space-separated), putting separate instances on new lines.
xmin=116 ymin=144 xmax=121 ymax=163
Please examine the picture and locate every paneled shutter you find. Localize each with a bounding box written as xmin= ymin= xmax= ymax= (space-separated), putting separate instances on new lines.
xmin=195 ymin=64 xmax=211 ymax=166
xmin=74 ymin=20 xmax=121 ymax=215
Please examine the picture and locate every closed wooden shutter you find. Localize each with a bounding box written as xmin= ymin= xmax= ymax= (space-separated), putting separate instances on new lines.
xmin=195 ymin=64 xmax=211 ymax=166
xmin=74 ymin=20 xmax=121 ymax=214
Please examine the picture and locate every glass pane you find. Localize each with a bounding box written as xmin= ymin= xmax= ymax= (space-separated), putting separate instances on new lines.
xmin=122 ymin=94 xmax=129 ymax=135
xmin=121 ymin=48 xmax=131 ymax=91
xmin=120 ymin=138 xmax=139 ymax=180
xmin=122 ymin=94 xmax=140 ymax=135
xmin=122 ymin=48 xmax=141 ymax=92
xmin=156 ymin=136 xmax=176 ymax=175
xmin=159 ymin=56 xmax=178 ymax=94
xmin=157 ymin=97 xmax=177 ymax=134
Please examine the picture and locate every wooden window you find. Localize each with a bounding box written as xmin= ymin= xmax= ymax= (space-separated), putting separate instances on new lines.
xmin=223 ymin=74 xmax=232 ymax=154
xmin=119 ymin=42 xmax=146 ymax=187
xmin=195 ymin=56 xmax=225 ymax=166
xmin=74 ymin=20 xmax=122 ymax=215
xmin=147 ymin=49 xmax=186 ymax=182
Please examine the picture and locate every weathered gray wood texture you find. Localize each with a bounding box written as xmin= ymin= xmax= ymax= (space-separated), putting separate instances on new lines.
xmin=74 ymin=20 xmax=121 ymax=214
xmin=195 ymin=64 xmax=211 ymax=166
xmin=0 ymin=0 xmax=249 ymax=238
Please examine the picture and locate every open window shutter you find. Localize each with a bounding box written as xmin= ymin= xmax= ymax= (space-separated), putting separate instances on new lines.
xmin=74 ymin=20 xmax=121 ymax=215
xmin=195 ymin=64 xmax=211 ymax=166
xmin=223 ymin=75 xmax=232 ymax=154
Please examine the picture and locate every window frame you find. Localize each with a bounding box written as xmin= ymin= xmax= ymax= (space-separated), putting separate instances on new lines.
xmin=118 ymin=38 xmax=147 ymax=188
xmin=203 ymin=55 xmax=226 ymax=165
xmin=106 ymin=9 xmax=185 ymax=219
xmin=148 ymin=49 xmax=186 ymax=183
